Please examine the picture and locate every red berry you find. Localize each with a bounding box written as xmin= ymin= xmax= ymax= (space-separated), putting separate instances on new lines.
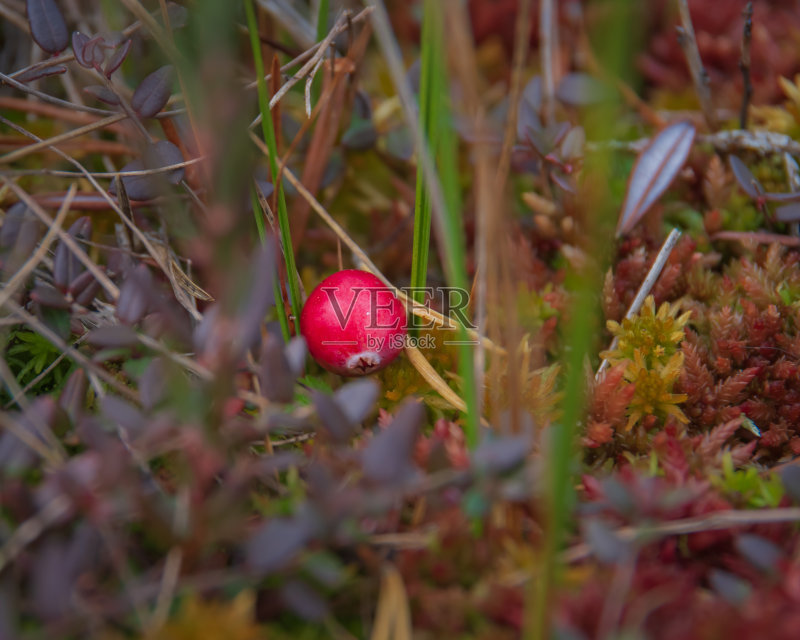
xmin=299 ymin=270 xmax=407 ymax=376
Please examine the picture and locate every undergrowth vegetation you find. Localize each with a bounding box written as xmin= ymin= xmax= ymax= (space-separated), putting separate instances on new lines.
xmin=3 ymin=0 xmax=800 ymax=638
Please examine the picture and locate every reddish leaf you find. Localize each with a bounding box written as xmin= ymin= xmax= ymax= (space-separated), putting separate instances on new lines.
xmin=27 ymin=0 xmax=69 ymax=54
xmin=131 ymin=65 xmax=173 ymax=118
xmin=617 ymin=121 xmax=696 ymax=236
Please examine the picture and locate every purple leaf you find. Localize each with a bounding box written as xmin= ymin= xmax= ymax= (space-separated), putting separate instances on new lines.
xmin=83 ymin=85 xmax=120 ymax=105
xmin=312 ymin=391 xmax=355 ymax=443
xmin=111 ymin=140 xmax=185 ymax=200
xmin=583 ymin=518 xmax=630 ymax=563
xmin=735 ymin=534 xmax=783 ymax=573
xmin=362 ymin=400 xmax=424 ymax=485
xmin=517 ymin=75 xmax=542 ymax=142
xmin=775 ymin=203 xmax=800 ymax=222
xmin=246 ymin=509 xmax=318 ymax=575
xmin=728 ymin=155 xmax=764 ymax=200
xmin=58 ymin=369 xmax=87 ymax=423
xmin=101 ymin=395 xmax=146 ymax=434
xmin=616 ymin=121 xmax=696 ymax=237
xmin=334 ymin=379 xmax=378 ymax=424
xmin=230 ymin=243 xmax=277 ymax=359
xmin=556 ymin=72 xmax=614 ymax=106
xmin=341 ymin=119 xmax=377 ymax=150
xmin=0 ymin=203 xmax=39 ymax=251
xmin=30 ymin=537 xmax=71 ymax=620
xmin=472 ymin=434 xmax=530 ymax=475
xmin=68 ymin=268 xmax=101 ymax=306
xmin=159 ymin=2 xmax=188 ymax=29
xmin=708 ymin=569 xmax=751 ymax=605
xmin=284 ymin=337 xmax=306 ymax=376
xmin=260 ymin=334 xmax=295 ymax=403
xmin=763 ymin=190 xmax=800 ymax=203
xmin=27 ymin=0 xmax=69 ymax=54
xmin=72 ymin=31 xmax=92 ymax=68
xmin=140 ymin=358 xmax=166 ymax=410
xmin=104 ymin=39 xmax=131 ymax=77
xmin=31 ymin=284 xmax=69 ymax=309
xmin=53 ymin=216 xmax=91 ymax=291
xmin=781 ymin=465 xmax=800 ymax=503
xmin=280 ymin=580 xmax=329 ymax=621
xmin=116 ymin=264 xmax=153 ymax=324
xmin=87 ymin=325 xmax=139 ymax=348
xmin=550 ymin=170 xmax=576 ymax=194
xmin=131 ymin=65 xmax=173 ymax=118
xmin=559 ymin=126 xmax=585 ymax=161
xmin=14 ymin=65 xmax=66 ymax=83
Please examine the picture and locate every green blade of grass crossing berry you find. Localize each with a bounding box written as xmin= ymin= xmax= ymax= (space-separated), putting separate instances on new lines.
xmin=244 ymin=0 xmax=302 ymax=327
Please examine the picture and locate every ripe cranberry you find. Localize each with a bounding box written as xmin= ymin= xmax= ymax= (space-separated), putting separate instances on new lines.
xmin=299 ymin=269 xmax=408 ymax=376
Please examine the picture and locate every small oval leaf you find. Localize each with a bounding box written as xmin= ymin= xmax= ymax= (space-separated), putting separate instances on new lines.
xmin=556 ymin=72 xmax=614 ymax=106
xmin=617 ymin=121 xmax=696 ymax=236
xmin=131 ymin=65 xmax=173 ymax=118
xmin=362 ymin=400 xmax=424 ymax=485
xmin=27 ymin=0 xmax=69 ymax=54
xmin=72 ymin=31 xmax=92 ymax=68
xmin=53 ymin=216 xmax=91 ymax=291
xmin=729 ymin=155 xmax=764 ymax=200
xmin=104 ymin=39 xmax=131 ymax=77
xmin=14 ymin=65 xmax=67 ymax=83
xmin=83 ymin=85 xmax=120 ymax=105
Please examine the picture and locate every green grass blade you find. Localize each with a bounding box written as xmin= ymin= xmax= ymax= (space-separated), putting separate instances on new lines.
xmin=418 ymin=0 xmax=479 ymax=447
xmin=312 ymin=0 xmax=329 ymax=104
xmin=409 ymin=0 xmax=437 ymax=307
xmin=244 ymin=0 xmax=302 ymax=326
xmin=250 ymin=187 xmax=291 ymax=342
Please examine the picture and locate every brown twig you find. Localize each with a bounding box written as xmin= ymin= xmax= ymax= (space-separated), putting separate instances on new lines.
xmin=676 ymin=0 xmax=717 ymax=131
xmin=0 ymin=113 xmax=128 ymax=164
xmin=0 ymin=96 xmax=128 ymax=130
xmin=739 ymin=2 xmax=754 ymax=129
